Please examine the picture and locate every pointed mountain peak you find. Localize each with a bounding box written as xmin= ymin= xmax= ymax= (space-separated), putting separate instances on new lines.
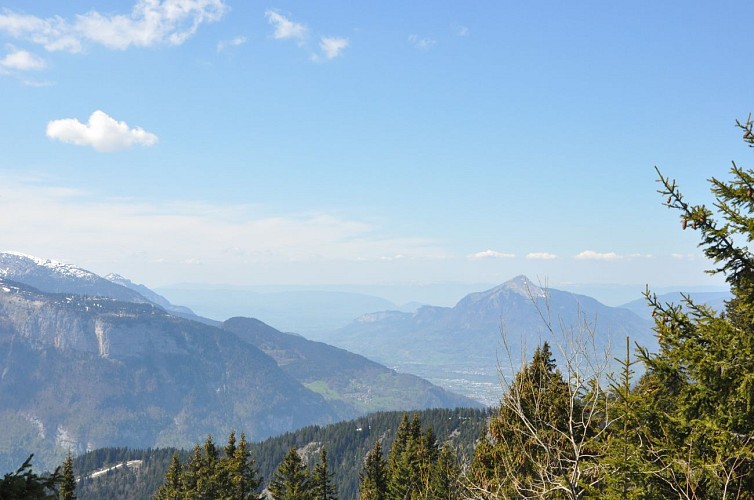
xmin=455 ymin=275 xmax=546 ymax=309
xmin=500 ymin=275 xmax=545 ymax=298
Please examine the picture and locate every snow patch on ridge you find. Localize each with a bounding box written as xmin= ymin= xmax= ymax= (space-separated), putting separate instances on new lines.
xmin=0 ymin=251 xmax=98 ymax=281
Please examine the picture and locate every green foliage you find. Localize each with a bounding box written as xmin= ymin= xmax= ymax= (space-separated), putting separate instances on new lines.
xmin=71 ymin=408 xmax=488 ymax=500
xmin=312 ymin=449 xmax=337 ymax=500
xmin=268 ymin=446 xmax=311 ymax=499
xmin=59 ymin=451 xmax=77 ymax=500
xmin=153 ymin=454 xmax=181 ymax=500
xmin=152 ymin=432 xmax=262 ymax=499
xmin=381 ymin=413 xmax=461 ymax=499
xmin=599 ymin=338 xmax=645 ymax=499
xmin=253 ymin=407 xmax=487 ymax=499
xmin=226 ymin=432 xmax=263 ymax=499
xmin=0 ymin=454 xmax=61 ymax=499
xmin=427 ymin=444 xmax=461 ymax=500
xmin=75 ymin=447 xmax=183 ymax=500
xmin=634 ymin=122 xmax=754 ymax=497
xmin=359 ymin=441 xmax=387 ymax=500
xmin=470 ymin=342 xmax=588 ymax=497
xmin=464 ymin=117 xmax=754 ymax=499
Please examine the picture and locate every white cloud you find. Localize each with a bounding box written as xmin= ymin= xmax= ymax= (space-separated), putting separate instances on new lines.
xmin=468 ymin=250 xmax=515 ymax=260
xmin=319 ymin=36 xmax=348 ymax=59
xmin=217 ymin=35 xmax=246 ymax=52
xmin=379 ymin=254 xmax=407 ymax=261
xmin=574 ymin=250 xmax=622 ymax=261
xmin=408 ymin=34 xmax=436 ymax=50
xmin=0 ymin=0 xmax=227 ymax=53
xmin=526 ymin=252 xmax=558 ymax=260
xmin=265 ymin=11 xmax=348 ymax=63
xmin=0 ymin=48 xmax=46 ymax=70
xmin=265 ymin=10 xmax=307 ymax=42
xmin=46 ymin=110 xmax=158 ymax=152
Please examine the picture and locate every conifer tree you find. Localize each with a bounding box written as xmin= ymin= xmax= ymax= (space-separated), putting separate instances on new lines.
xmin=600 ymin=337 xmax=645 ymax=499
xmin=197 ymin=434 xmax=220 ymax=498
xmin=59 ymin=451 xmax=77 ymax=500
xmin=635 ymin=119 xmax=754 ymax=497
xmin=417 ymin=426 xmax=439 ymax=492
xmin=180 ymin=444 xmax=203 ymax=496
xmin=268 ymin=446 xmax=312 ymax=500
xmin=312 ymin=448 xmax=337 ymax=500
xmin=387 ymin=413 xmax=425 ymax=499
xmin=153 ymin=453 xmax=182 ymax=500
xmin=0 ymin=454 xmax=61 ymax=499
xmin=226 ymin=432 xmax=262 ymax=499
xmin=359 ymin=441 xmax=387 ymax=500
xmin=427 ymin=444 xmax=460 ymax=500
xmin=470 ymin=342 xmax=589 ymax=498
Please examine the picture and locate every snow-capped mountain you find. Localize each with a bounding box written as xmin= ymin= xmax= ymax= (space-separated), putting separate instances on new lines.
xmin=0 ymin=252 xmax=147 ymax=303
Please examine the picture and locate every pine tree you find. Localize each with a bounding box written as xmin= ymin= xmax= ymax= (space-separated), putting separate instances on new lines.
xmin=268 ymin=446 xmax=312 ymax=500
xmin=471 ymin=342 xmax=583 ymax=497
xmin=387 ymin=413 xmax=424 ymax=499
xmin=359 ymin=441 xmax=387 ymax=500
xmin=635 ymin=121 xmax=754 ymax=497
xmin=311 ymin=448 xmax=337 ymax=500
xmin=226 ymin=432 xmax=262 ymax=499
xmin=0 ymin=454 xmax=61 ymax=499
xmin=196 ymin=434 xmax=220 ymax=498
xmin=599 ymin=337 xmax=645 ymax=499
xmin=427 ymin=444 xmax=460 ymax=500
xmin=153 ymin=453 xmax=182 ymax=500
xmin=59 ymin=451 xmax=77 ymax=500
xmin=180 ymin=444 xmax=204 ymax=496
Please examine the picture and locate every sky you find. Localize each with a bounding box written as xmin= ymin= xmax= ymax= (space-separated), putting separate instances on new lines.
xmin=1 ymin=1 xmax=752 ymax=305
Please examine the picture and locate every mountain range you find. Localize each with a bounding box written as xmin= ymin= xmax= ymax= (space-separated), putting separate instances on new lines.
xmin=319 ymin=276 xmax=658 ymax=404
xmin=0 ymin=252 xmax=476 ymax=473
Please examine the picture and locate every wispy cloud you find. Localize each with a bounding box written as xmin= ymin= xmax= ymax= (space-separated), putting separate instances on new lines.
xmin=46 ymin=110 xmax=158 ymax=152
xmin=265 ymin=10 xmax=307 ymax=43
xmin=574 ymin=250 xmax=654 ymax=261
xmin=266 ymin=10 xmax=348 ymax=62
xmin=671 ymin=253 xmax=696 ymax=261
xmin=468 ymin=249 xmax=515 ymax=260
xmin=408 ymin=34 xmax=436 ymax=50
xmin=526 ymin=252 xmax=558 ymax=260
xmin=319 ymin=36 xmax=349 ymax=59
xmin=0 ymin=0 xmax=228 ymax=53
xmin=217 ymin=35 xmax=247 ymax=52
xmin=574 ymin=250 xmax=622 ymax=261
xmin=0 ymin=177 xmax=445 ymax=283
xmin=0 ymin=47 xmax=46 ymax=70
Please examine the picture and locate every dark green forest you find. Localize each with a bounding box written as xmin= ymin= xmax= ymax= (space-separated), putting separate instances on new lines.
xmin=68 ymin=408 xmax=489 ymax=499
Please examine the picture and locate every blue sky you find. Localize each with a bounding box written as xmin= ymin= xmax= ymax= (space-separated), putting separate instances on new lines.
xmin=0 ymin=1 xmax=752 ymax=303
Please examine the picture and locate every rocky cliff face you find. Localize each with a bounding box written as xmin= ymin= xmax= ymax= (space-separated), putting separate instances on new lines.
xmin=0 ymin=278 xmax=337 ymax=472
